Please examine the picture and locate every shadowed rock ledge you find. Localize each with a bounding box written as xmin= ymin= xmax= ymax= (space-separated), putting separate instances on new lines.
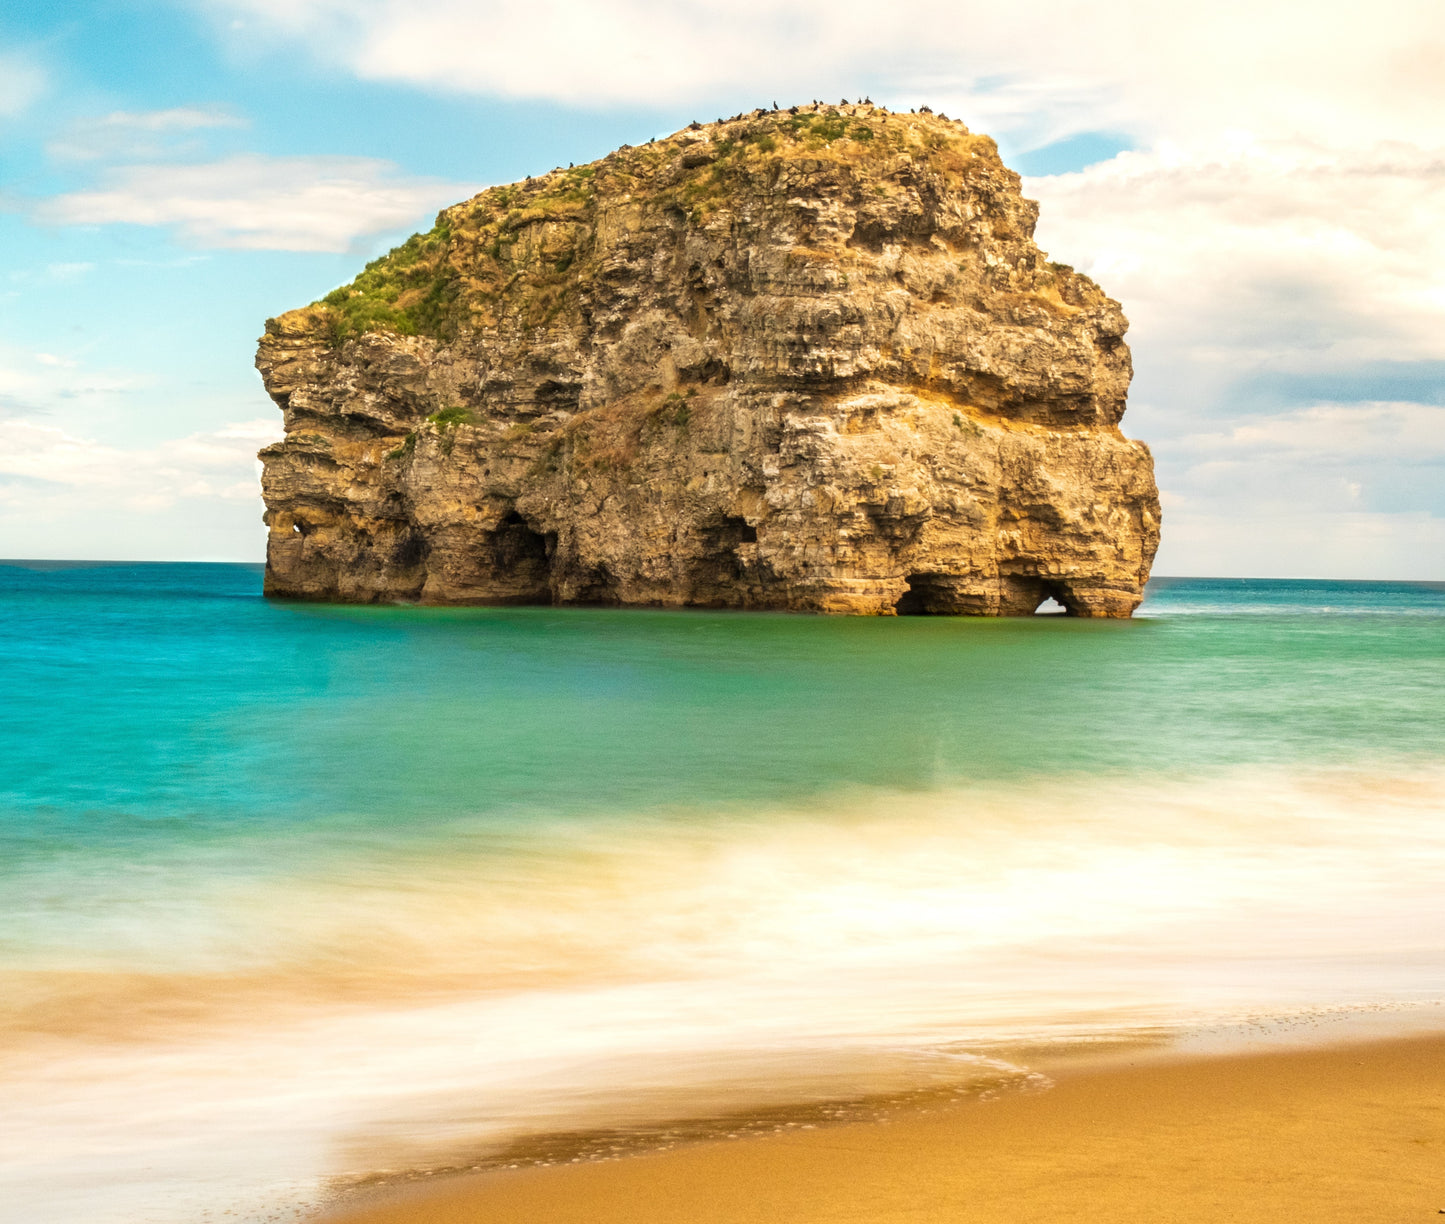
xmin=257 ymin=103 xmax=1160 ymax=615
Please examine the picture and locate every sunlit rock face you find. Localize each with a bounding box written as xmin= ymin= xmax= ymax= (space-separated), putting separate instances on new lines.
xmin=256 ymin=104 xmax=1159 ymax=615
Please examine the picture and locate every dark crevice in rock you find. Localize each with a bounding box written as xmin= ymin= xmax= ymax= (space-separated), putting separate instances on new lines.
xmin=391 ymin=530 xmax=427 ymax=570
xmin=894 ymin=574 xmax=961 ymax=616
xmin=701 ymin=515 xmax=758 ymax=548
xmin=484 ymin=512 xmax=552 ymax=603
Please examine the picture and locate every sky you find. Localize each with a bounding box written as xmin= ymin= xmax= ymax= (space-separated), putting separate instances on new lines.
xmin=1 ymin=1 xmax=1442 ymax=578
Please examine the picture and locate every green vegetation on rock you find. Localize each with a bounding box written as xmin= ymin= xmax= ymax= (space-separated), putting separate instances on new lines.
xmin=307 ymin=106 xmax=1007 ymax=344
xmin=427 ymin=405 xmax=476 ymax=428
xmin=320 ymin=223 xmax=460 ymax=341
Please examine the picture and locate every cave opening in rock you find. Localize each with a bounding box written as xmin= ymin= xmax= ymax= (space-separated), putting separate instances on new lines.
xmin=489 ymin=511 xmax=552 ymax=601
xmin=391 ymin=530 xmax=427 ymax=569
xmin=894 ymin=576 xmax=927 ymax=615
xmin=1035 ymin=596 xmax=1067 ymax=615
xmin=895 ymin=574 xmax=950 ymax=615
xmin=688 ymin=515 xmax=758 ymax=593
xmin=701 ymin=515 xmax=757 ymax=547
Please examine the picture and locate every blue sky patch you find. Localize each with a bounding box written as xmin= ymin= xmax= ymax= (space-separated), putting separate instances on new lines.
xmin=1011 ymin=131 xmax=1131 ymax=177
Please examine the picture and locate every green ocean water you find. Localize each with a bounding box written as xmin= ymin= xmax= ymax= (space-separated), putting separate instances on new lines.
xmin=1 ymin=563 xmax=1442 ymax=1223
xmin=2 ymin=565 xmax=1439 ymax=848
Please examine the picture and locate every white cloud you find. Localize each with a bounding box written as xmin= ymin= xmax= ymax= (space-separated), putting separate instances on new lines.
xmin=1144 ymin=400 xmax=1445 ymax=579
xmin=112 ymin=255 xmax=211 ymax=268
xmin=1028 ymin=137 xmax=1445 ymax=376
xmin=1162 ymin=401 xmax=1445 ymax=520
xmin=0 ymin=51 xmax=45 ymax=119
xmin=0 ymin=416 xmax=277 ymax=510
xmin=203 ymin=0 xmax=1445 ymax=147
xmin=1153 ymin=509 xmax=1445 ymax=581
xmin=46 ymin=262 xmax=97 ymax=281
xmin=1023 ymin=135 xmax=1445 ymax=580
xmin=0 ymin=415 xmax=279 ymax=561
xmin=0 ymin=349 xmax=147 ymax=417
xmin=0 ymin=344 xmax=276 ymax=560
xmin=47 ymin=107 xmax=247 ymax=162
xmin=1180 ymin=402 xmax=1445 ymax=466
xmin=34 ymin=154 xmax=478 ymax=251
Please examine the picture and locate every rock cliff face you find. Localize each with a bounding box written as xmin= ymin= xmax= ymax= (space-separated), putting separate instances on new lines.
xmin=257 ymin=104 xmax=1159 ymax=615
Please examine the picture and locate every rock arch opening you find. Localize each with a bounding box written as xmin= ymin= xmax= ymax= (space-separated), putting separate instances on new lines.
xmin=1031 ymin=580 xmax=1076 ymax=615
xmin=893 ymin=574 xmax=1081 ymax=616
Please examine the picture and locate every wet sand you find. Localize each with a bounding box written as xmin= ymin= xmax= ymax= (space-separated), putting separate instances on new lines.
xmin=321 ymin=1032 xmax=1445 ymax=1224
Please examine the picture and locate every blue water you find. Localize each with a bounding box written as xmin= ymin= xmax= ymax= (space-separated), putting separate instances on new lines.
xmin=2 ymin=564 xmax=1440 ymax=845
xmin=1 ymin=563 xmax=1442 ymax=1223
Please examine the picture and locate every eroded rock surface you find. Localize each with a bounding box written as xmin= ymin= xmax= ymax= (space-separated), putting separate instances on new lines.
xmin=257 ymin=104 xmax=1159 ymax=615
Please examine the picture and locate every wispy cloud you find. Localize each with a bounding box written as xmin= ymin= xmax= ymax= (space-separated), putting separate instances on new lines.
xmin=1028 ymin=136 xmax=1445 ymax=407
xmin=34 ymin=154 xmax=478 ymax=251
xmin=1140 ymin=398 xmax=1445 ymax=577
xmin=1180 ymin=402 xmax=1445 ymax=466
xmin=0 ymin=414 xmax=279 ymax=560
xmin=0 ymin=50 xmax=45 ymax=120
xmin=0 ymin=416 xmax=277 ymax=509
xmin=1024 ymin=135 xmax=1445 ymax=579
xmin=0 ymin=344 xmax=274 ymax=557
xmin=1156 ymin=508 xmax=1445 ymax=580
xmin=46 ymin=107 xmax=247 ymax=162
xmin=45 ymin=262 xmax=96 ymax=281
xmin=204 ymin=0 xmax=1445 ymax=147
xmin=0 ymin=349 xmax=147 ymax=418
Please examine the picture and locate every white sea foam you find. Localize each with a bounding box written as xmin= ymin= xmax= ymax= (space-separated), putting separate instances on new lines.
xmin=3 ymin=765 xmax=1445 ymax=1223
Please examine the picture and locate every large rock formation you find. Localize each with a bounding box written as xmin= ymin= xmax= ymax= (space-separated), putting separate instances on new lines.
xmin=257 ymin=103 xmax=1159 ymax=615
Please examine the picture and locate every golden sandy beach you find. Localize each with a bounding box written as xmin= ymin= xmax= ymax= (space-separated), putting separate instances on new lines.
xmin=322 ymin=1033 xmax=1445 ymax=1224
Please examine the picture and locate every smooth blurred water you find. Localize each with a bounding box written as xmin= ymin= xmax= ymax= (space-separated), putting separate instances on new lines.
xmin=3 ymin=565 xmax=1440 ymax=844
xmin=1 ymin=563 xmax=1442 ymax=1223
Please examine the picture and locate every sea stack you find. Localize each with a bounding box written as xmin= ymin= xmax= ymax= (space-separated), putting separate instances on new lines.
xmin=256 ymin=104 xmax=1160 ymax=615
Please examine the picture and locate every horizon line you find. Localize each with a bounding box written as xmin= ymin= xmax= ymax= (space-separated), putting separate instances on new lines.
xmin=2 ymin=560 xmax=1441 ymax=586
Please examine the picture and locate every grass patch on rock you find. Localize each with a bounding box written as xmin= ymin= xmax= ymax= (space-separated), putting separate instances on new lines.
xmin=306 ymin=107 xmax=1008 ymax=343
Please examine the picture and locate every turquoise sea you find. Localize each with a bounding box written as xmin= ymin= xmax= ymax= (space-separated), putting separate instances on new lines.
xmin=2 ymin=563 xmax=1442 ymax=1222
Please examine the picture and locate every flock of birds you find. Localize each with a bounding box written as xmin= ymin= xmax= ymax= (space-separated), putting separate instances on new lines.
xmin=545 ymin=99 xmax=955 ymax=179
xmin=683 ymin=97 xmax=952 ymax=128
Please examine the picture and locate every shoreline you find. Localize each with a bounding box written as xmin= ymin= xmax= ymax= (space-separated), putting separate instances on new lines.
xmin=317 ymin=1028 xmax=1445 ymax=1224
